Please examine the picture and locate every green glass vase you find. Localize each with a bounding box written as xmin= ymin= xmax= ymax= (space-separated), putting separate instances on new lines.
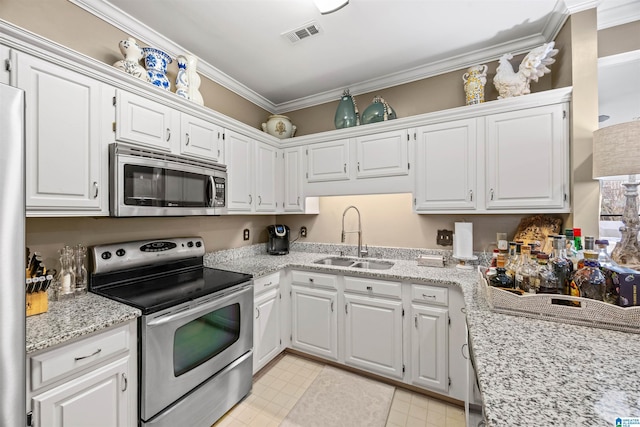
xmin=361 ymin=96 xmax=397 ymax=125
xmin=334 ymin=90 xmax=358 ymax=129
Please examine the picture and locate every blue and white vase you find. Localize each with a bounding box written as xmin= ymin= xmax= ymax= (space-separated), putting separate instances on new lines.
xmin=141 ymin=47 xmax=172 ymax=91
xmin=175 ymin=55 xmax=189 ymax=99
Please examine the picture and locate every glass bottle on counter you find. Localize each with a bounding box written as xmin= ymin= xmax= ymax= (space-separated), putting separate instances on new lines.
xmin=549 ymin=236 xmax=574 ymax=296
xmin=595 ymin=239 xmax=616 ymax=269
xmin=570 ymin=252 xmax=606 ymax=301
xmin=515 ymin=245 xmax=537 ymax=293
xmin=536 ymin=253 xmax=562 ymax=294
xmin=576 ymin=236 xmax=596 ymax=269
xmin=573 ymin=228 xmax=584 ymax=253
xmin=565 ymin=229 xmax=578 ymax=264
xmin=506 ymin=241 xmax=523 ymax=280
xmin=489 ymin=254 xmax=514 ymax=289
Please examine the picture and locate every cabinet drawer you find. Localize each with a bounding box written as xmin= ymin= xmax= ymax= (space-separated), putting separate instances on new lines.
xmin=254 ymin=271 xmax=280 ymax=296
xmin=411 ymin=284 xmax=449 ymax=306
xmin=291 ymin=270 xmax=338 ymax=290
xmin=30 ymin=324 xmax=130 ymax=391
xmin=344 ymin=276 xmax=401 ymax=299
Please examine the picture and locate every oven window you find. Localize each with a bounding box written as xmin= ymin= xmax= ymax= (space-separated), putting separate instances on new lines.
xmin=173 ymin=304 xmax=241 ymax=376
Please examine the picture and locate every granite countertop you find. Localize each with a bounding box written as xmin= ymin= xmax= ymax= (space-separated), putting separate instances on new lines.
xmin=26 ymin=292 xmax=141 ymax=354
xmin=206 ymin=243 xmax=640 ymax=427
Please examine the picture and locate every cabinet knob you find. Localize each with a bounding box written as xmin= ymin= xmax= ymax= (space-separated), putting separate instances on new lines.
xmin=469 ymin=189 xmax=473 ymax=202
xmin=121 ymin=373 xmax=128 ymax=392
xmin=414 ymin=315 xmax=418 ymax=328
xmin=490 ymin=188 xmax=494 ymax=200
xmin=331 ymin=300 xmax=334 ymax=312
xmin=93 ymin=181 xmax=99 ymax=199
xmin=366 ymin=286 xmax=373 ymax=291
xmin=309 ymin=278 xmax=314 ymax=283
xmin=357 ymin=162 xmax=360 ymax=172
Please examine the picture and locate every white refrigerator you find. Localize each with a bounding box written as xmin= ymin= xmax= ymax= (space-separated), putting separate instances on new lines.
xmin=0 ymin=82 xmax=26 ymax=425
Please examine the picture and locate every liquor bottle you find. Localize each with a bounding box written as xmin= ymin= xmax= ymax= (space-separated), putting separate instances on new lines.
xmin=565 ymin=229 xmax=578 ymax=263
xmin=489 ymin=254 xmax=514 ymax=289
xmin=576 ymin=236 xmax=595 ymax=269
xmin=570 ymin=252 xmax=606 ymax=301
xmin=506 ymin=242 xmax=523 ymax=280
xmin=573 ymin=228 xmax=583 ymax=252
xmin=515 ymin=245 xmax=537 ymax=293
xmin=536 ymin=253 xmax=561 ymax=294
xmin=549 ymin=236 xmax=574 ymax=296
xmin=595 ymin=239 xmax=618 ymax=304
xmin=595 ymin=239 xmax=616 ymax=269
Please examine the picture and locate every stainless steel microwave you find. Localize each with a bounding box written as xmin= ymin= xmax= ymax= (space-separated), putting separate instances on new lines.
xmin=110 ymin=143 xmax=227 ymax=217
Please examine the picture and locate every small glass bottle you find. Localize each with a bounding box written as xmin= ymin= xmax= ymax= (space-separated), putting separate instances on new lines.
xmin=550 ymin=236 xmax=574 ymax=296
xmin=489 ymin=254 xmax=514 ymax=289
xmin=595 ymin=239 xmax=616 ymax=269
xmin=506 ymin=242 xmax=523 ymax=280
xmin=565 ymin=229 xmax=578 ymax=264
xmin=536 ymin=253 xmax=561 ymax=294
xmin=54 ymin=246 xmax=76 ymax=300
xmin=573 ymin=228 xmax=583 ymax=252
xmin=576 ymin=236 xmax=595 ymax=269
xmin=570 ymin=252 xmax=606 ymax=301
xmin=73 ymin=244 xmax=88 ymax=295
xmin=515 ymin=245 xmax=537 ymax=293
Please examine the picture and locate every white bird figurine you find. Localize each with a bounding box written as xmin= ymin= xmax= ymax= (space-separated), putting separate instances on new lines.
xmin=493 ymin=42 xmax=559 ymax=99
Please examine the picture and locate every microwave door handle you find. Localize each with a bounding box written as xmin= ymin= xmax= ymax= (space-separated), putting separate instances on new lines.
xmin=207 ymin=176 xmax=214 ymax=207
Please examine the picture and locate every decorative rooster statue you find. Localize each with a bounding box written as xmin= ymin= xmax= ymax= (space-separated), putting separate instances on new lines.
xmin=493 ymin=42 xmax=559 ymax=99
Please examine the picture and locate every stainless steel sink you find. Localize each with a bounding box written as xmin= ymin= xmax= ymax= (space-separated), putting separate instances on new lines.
xmin=313 ymin=257 xmax=394 ymax=270
xmin=314 ymin=257 xmax=358 ymax=267
xmin=350 ymin=260 xmax=394 ymax=270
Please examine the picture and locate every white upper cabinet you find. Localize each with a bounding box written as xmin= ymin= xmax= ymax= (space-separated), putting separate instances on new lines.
xmin=283 ymin=147 xmax=304 ymax=212
xmin=306 ymin=139 xmax=350 ymax=182
xmin=355 ymin=130 xmax=409 ymax=179
xmin=225 ymin=129 xmax=254 ymax=212
xmin=485 ymin=103 xmax=568 ymax=210
xmin=414 ymin=119 xmax=477 ymax=211
xmin=180 ymin=113 xmax=223 ymax=162
xmin=16 ymin=52 xmax=105 ymax=214
xmin=255 ymin=143 xmax=278 ymax=212
xmin=115 ymin=90 xmax=175 ymax=151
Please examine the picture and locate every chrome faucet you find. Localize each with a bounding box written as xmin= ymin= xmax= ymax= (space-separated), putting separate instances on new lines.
xmin=341 ymin=205 xmax=368 ymax=257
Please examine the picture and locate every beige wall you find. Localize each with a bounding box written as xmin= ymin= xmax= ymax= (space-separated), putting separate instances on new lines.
xmin=1 ymin=0 xmax=270 ymax=127
xmin=286 ymin=54 xmax=553 ymax=137
xmin=568 ymin=10 xmax=600 ymax=237
xmin=281 ymin=194 xmax=567 ymax=253
xmin=598 ymin=21 xmax=640 ymax=58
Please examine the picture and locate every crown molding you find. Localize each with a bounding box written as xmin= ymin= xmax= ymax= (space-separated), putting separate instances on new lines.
xmin=70 ymin=0 xmax=576 ymax=114
xmin=597 ymin=0 xmax=640 ymax=29
xmin=563 ymin=0 xmax=601 ymax=14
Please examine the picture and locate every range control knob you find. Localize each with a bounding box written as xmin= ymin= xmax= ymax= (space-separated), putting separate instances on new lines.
xmin=195 ymin=241 xmax=202 ymax=248
xmin=101 ymin=251 xmax=112 ymax=260
xmin=115 ymin=249 xmax=126 ymax=257
xmin=187 ymin=241 xmax=194 ymax=248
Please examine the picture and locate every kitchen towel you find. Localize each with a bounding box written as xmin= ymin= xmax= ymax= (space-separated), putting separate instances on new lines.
xmin=281 ymin=365 xmax=394 ymax=427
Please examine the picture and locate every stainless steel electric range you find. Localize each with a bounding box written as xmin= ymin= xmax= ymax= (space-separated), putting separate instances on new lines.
xmin=89 ymin=237 xmax=253 ymax=427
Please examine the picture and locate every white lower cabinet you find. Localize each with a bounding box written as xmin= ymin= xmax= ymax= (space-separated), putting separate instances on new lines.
xmin=28 ymin=321 xmax=137 ymax=427
xmin=410 ymin=304 xmax=449 ymax=392
xmin=344 ymin=293 xmax=403 ymax=379
xmin=290 ymin=271 xmax=338 ymax=361
xmin=253 ymin=272 xmax=282 ymax=374
xmin=32 ymin=357 xmax=130 ymax=427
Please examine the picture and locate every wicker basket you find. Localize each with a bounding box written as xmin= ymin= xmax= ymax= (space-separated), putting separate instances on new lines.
xmin=479 ymin=267 xmax=640 ymax=334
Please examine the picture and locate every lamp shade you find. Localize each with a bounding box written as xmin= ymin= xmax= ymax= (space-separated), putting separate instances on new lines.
xmin=593 ymin=121 xmax=640 ymax=179
xmin=313 ymin=0 xmax=349 ymax=14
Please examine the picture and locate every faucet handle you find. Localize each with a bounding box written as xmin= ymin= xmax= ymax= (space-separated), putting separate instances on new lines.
xmin=360 ymin=245 xmax=369 ymax=258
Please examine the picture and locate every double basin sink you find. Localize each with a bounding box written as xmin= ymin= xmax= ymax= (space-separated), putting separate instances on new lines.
xmin=313 ymin=256 xmax=394 ymax=270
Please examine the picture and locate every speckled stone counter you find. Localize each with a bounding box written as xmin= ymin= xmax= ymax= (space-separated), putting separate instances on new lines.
xmin=26 ymin=293 xmax=141 ymax=354
xmin=206 ymin=243 xmax=640 ymax=427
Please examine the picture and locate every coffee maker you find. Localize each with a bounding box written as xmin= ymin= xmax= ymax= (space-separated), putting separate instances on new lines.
xmin=267 ymin=225 xmax=290 ymax=255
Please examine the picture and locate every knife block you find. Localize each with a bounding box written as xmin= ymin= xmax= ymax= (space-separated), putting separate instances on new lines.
xmin=26 ymin=291 xmax=48 ymax=317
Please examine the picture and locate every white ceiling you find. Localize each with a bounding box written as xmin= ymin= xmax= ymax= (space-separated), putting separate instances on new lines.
xmin=74 ymin=0 xmax=640 ymax=113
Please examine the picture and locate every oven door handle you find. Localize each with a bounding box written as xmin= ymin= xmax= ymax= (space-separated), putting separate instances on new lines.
xmin=146 ymin=284 xmax=251 ymax=327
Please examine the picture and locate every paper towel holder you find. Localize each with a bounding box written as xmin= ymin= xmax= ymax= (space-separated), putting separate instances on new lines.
xmin=453 ymin=255 xmax=478 ymax=270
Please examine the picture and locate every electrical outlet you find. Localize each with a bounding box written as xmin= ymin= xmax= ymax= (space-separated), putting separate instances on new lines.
xmin=300 ymin=226 xmax=307 ymax=237
xmin=243 ymin=229 xmax=250 ymax=241
xmin=437 ymin=229 xmax=453 ymax=246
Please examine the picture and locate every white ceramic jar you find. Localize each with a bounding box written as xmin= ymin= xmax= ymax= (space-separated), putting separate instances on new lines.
xmin=261 ymin=115 xmax=296 ymax=139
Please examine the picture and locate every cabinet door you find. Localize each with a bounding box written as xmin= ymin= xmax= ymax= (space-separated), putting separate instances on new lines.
xmin=180 ymin=114 xmax=223 ymax=161
xmin=32 ymin=357 xmax=130 ymax=427
xmin=344 ymin=294 xmax=403 ymax=379
xmin=283 ymin=147 xmax=304 ymax=212
xmin=224 ymin=130 xmax=254 ymax=211
xmin=17 ymin=53 xmax=103 ymax=212
xmin=411 ymin=304 xmax=449 ymax=392
xmin=306 ymin=139 xmax=350 ymax=182
xmin=255 ymin=143 xmax=278 ymax=212
xmin=115 ymin=90 xmax=174 ymax=151
xmin=253 ymin=288 xmax=281 ymax=373
xmin=291 ymin=285 xmax=338 ymax=360
xmin=355 ymin=130 xmax=409 ymax=179
xmin=415 ymin=119 xmax=477 ymax=211
xmin=485 ymin=104 xmax=568 ymax=209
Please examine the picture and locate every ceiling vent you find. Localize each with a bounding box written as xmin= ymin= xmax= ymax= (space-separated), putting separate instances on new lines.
xmin=282 ymin=22 xmax=322 ymax=43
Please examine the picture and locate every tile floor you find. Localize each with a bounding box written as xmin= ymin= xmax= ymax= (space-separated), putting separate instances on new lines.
xmin=213 ymin=353 xmax=466 ymax=427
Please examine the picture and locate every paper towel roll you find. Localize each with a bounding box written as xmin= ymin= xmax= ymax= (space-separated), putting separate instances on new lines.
xmin=454 ymin=222 xmax=473 ymax=258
